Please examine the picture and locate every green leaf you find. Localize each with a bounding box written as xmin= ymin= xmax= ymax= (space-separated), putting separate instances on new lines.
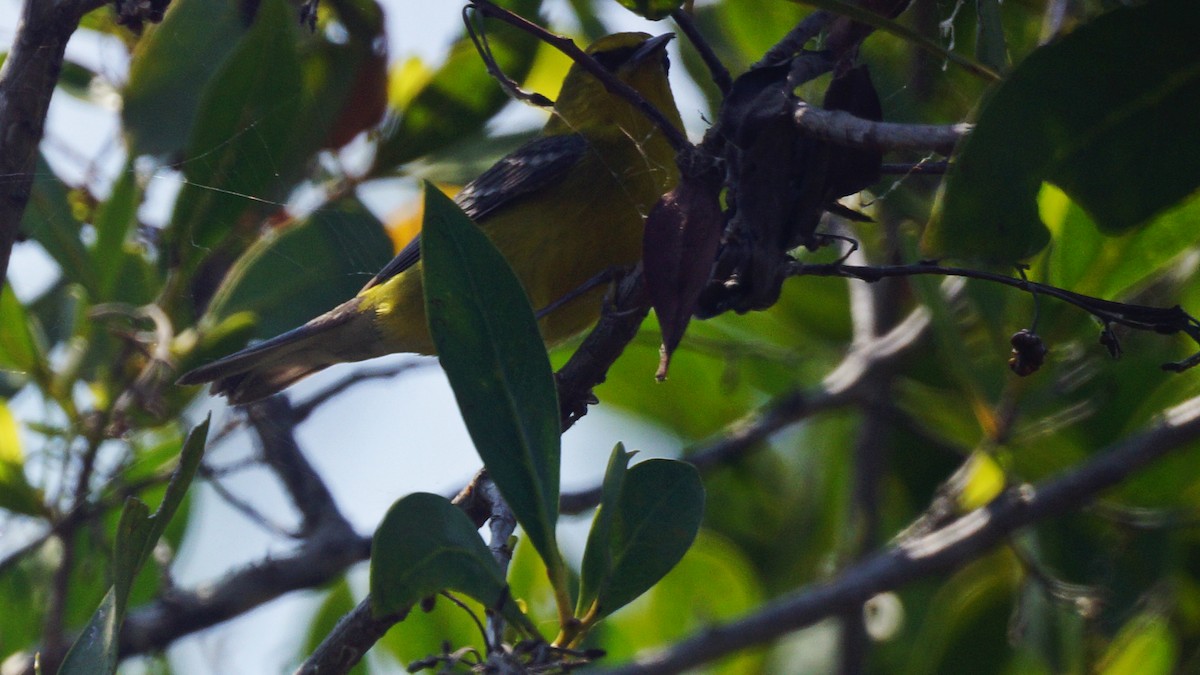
xmin=58 ymin=588 xmax=121 ymax=675
xmin=91 ymin=161 xmax=141 ymax=301
xmin=577 ymin=443 xmax=635 ymax=615
xmin=0 ymin=400 xmax=44 ymax=516
xmin=163 ymin=0 xmax=301 ymax=274
xmin=589 ymin=459 xmax=704 ymax=620
xmin=57 ymin=60 xmax=100 ymax=102
xmin=0 ymin=284 xmax=44 ymax=379
xmin=1043 ymin=185 xmax=1200 ymax=300
xmin=421 ymin=183 xmax=564 ymax=581
xmin=203 ymin=197 xmax=393 ymax=340
xmin=59 ymin=417 xmax=209 ymax=675
xmin=123 ymin=0 xmax=248 ymax=156
xmin=613 ymin=0 xmax=683 ymax=21
xmin=22 ymin=155 xmax=97 ymax=294
xmin=927 ymin=0 xmax=1200 ymax=262
xmin=371 ymin=0 xmax=543 ymax=173
xmin=370 ymin=493 xmax=533 ymax=632
xmin=145 ymin=417 xmax=208 ymax=548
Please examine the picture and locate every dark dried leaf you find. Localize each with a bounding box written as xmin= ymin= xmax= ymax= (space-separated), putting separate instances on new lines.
xmin=643 ymin=165 xmax=724 ymax=380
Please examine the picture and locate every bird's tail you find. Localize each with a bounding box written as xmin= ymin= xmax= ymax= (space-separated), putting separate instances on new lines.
xmin=178 ymin=298 xmax=383 ymax=405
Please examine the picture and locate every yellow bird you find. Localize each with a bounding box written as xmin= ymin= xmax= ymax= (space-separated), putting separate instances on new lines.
xmin=179 ymin=32 xmax=683 ymax=404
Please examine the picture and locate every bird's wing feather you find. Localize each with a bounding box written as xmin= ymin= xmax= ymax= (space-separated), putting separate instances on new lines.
xmin=361 ymin=133 xmax=588 ymax=291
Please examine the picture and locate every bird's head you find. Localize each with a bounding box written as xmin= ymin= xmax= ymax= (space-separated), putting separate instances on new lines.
xmin=546 ymin=32 xmax=683 ymax=139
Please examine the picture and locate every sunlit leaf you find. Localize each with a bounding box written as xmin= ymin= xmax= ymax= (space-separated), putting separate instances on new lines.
xmin=956 ymin=451 xmax=1005 ymax=511
xmin=421 ymin=183 xmax=564 ymax=583
xmin=927 ymin=0 xmax=1200 ymax=261
xmin=0 ymin=401 xmax=44 ymax=516
xmin=1098 ymin=614 xmax=1177 ymax=675
xmin=0 ymin=285 xmax=43 ymax=379
xmin=1043 ymin=186 xmax=1200 ymax=300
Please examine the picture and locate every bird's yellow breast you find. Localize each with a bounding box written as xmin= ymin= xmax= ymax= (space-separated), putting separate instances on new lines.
xmin=361 ymin=131 xmax=678 ymax=355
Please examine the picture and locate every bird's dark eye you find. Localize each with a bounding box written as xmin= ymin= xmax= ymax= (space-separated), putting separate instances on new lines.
xmin=592 ymin=46 xmax=639 ymax=72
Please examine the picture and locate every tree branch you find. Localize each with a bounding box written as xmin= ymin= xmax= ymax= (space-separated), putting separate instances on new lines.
xmin=556 ymin=268 xmax=651 ymax=430
xmin=600 ymin=396 xmax=1200 ymax=674
xmin=0 ymin=0 xmax=107 ymax=287
xmin=794 ymin=101 xmax=971 ymax=154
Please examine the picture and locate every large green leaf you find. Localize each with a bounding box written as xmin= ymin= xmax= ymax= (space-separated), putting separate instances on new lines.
xmin=122 ymin=0 xmax=248 ymax=156
xmin=203 ymin=197 xmax=392 ymax=340
xmin=163 ymin=0 xmax=301 ymax=274
xmin=59 ymin=417 xmax=208 ymax=675
xmin=926 ymin=0 xmax=1200 ymax=262
xmin=371 ymin=0 xmax=543 ymax=173
xmin=586 ymin=459 xmax=704 ymax=620
xmin=420 ymin=183 xmax=564 ymax=582
xmin=370 ymin=492 xmax=533 ymax=632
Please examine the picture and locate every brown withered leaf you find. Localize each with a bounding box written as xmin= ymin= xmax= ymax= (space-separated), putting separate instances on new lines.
xmin=643 ymin=165 xmax=724 ymax=380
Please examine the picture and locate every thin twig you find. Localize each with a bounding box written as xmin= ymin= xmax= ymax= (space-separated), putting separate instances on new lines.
xmin=467 ymin=0 xmax=690 ymax=153
xmin=670 ymin=8 xmax=732 ymax=95
xmin=789 ymin=261 xmax=1200 ymax=370
xmin=290 ymin=361 xmax=429 ymax=422
xmin=754 ymin=11 xmax=835 ymax=67
xmin=198 ymin=463 xmax=299 ymax=539
xmin=245 ymin=397 xmax=356 ymax=537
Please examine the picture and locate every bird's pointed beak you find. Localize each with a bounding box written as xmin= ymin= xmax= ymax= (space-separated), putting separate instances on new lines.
xmin=630 ymin=33 xmax=674 ymax=66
